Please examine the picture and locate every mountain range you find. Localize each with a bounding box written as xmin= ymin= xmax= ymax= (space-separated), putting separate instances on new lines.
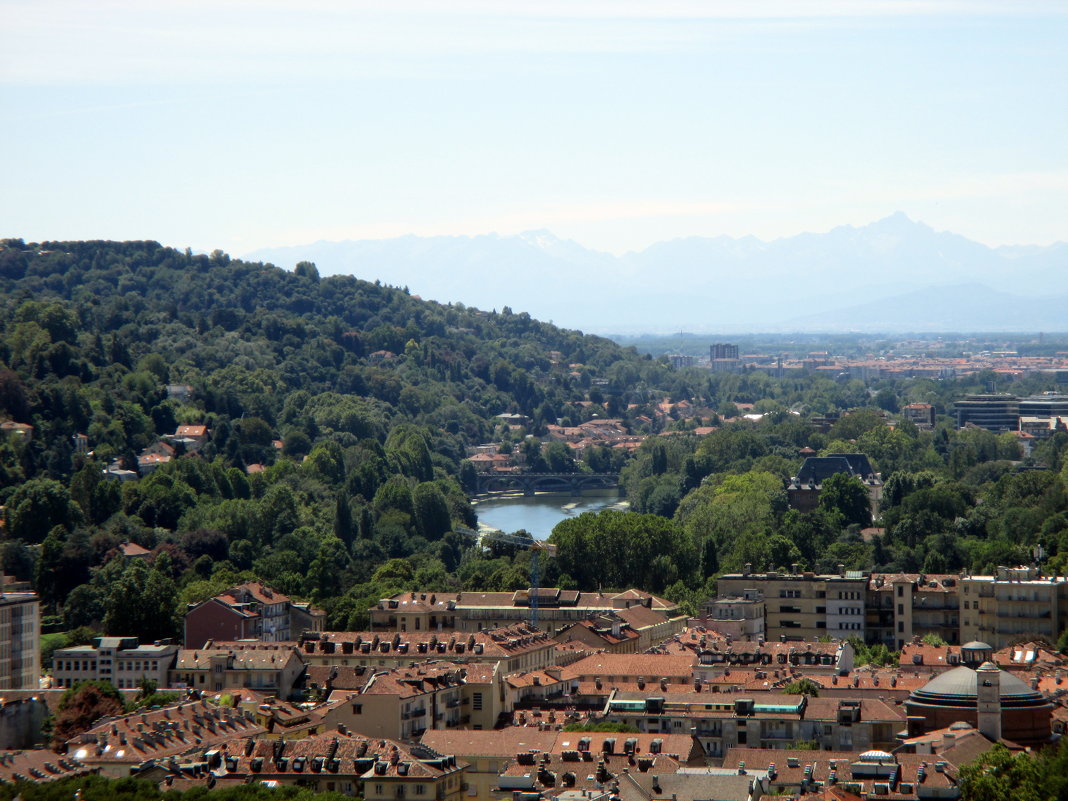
xmin=245 ymin=213 xmax=1068 ymax=334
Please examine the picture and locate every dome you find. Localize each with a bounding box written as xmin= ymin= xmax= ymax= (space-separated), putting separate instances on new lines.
xmin=910 ymin=666 xmax=1043 ymax=707
xmin=858 ymin=750 xmax=895 ymax=762
xmin=962 ymin=641 xmax=993 ymax=650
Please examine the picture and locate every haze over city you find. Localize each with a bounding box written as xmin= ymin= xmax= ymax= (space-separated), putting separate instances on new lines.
xmin=3 ymin=1 xmax=1067 ymax=279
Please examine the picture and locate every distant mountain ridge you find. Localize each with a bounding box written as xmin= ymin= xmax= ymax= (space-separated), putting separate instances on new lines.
xmin=245 ymin=214 xmax=1068 ymax=334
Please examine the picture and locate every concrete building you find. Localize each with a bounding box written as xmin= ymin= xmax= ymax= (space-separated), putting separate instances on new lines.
xmin=51 ymin=637 xmax=179 ymax=690
xmin=710 ymin=343 xmax=739 ymax=360
xmin=602 ymin=692 xmax=904 ymax=758
xmin=717 ymin=565 xmax=867 ymax=642
xmin=320 ymin=661 xmax=503 ymax=738
xmin=170 ymin=647 xmax=305 ymax=698
xmin=697 ymin=591 xmax=765 ymax=642
xmin=960 ymin=566 xmax=1068 ymax=648
xmin=0 ymin=582 xmax=40 ymax=690
xmin=901 ymin=403 xmax=936 ymax=430
xmin=1018 ymin=392 xmax=1068 ymax=419
xmin=866 ymin=574 xmax=961 ymax=650
xmin=953 ymin=394 xmax=1019 ymax=432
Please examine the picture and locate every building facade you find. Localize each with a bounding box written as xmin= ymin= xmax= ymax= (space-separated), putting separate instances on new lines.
xmin=959 ymin=566 xmax=1068 ymax=649
xmin=953 ymin=394 xmax=1019 ymax=432
xmin=717 ymin=566 xmax=867 ymax=642
xmin=0 ymin=584 xmax=40 ymax=690
xmin=51 ymin=637 xmax=179 ymax=690
xmin=369 ymin=589 xmax=683 ymax=639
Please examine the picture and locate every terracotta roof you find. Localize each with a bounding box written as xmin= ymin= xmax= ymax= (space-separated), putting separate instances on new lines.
xmin=303 ymin=625 xmax=555 ymax=659
xmin=65 ymin=699 xmax=267 ymax=765
xmin=0 ymin=750 xmax=93 ymax=784
xmin=561 ymin=653 xmax=695 ymax=682
xmin=192 ymin=730 xmax=465 ymax=781
xmin=176 ymin=649 xmax=301 ymax=670
xmin=120 ymin=541 xmax=152 ymax=557
xmin=220 ymin=582 xmax=290 ymax=606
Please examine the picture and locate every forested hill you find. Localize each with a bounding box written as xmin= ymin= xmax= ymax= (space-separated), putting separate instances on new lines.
xmin=0 ymin=238 xmax=673 ymax=634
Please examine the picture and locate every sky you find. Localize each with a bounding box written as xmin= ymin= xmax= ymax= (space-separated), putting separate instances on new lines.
xmin=2 ymin=0 xmax=1066 ymax=257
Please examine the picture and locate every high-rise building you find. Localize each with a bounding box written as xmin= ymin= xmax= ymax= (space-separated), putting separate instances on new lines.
xmin=0 ymin=579 xmax=40 ymax=689
xmin=710 ymin=343 xmax=739 ymax=360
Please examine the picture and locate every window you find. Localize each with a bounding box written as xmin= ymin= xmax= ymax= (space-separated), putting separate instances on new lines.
xmin=897 ymin=586 xmax=904 ymax=597
xmin=897 ymin=622 xmax=904 ymax=633
xmin=416 ymin=785 xmax=425 ymax=795
xmin=898 ymin=604 xmax=904 ymax=615
xmin=376 ymin=786 xmax=384 ymax=795
xmin=472 ymin=693 xmax=483 ymax=710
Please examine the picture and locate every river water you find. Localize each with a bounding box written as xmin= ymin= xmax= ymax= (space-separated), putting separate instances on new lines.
xmin=474 ymin=493 xmax=627 ymax=540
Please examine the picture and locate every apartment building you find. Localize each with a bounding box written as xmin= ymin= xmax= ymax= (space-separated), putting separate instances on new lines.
xmin=297 ymin=625 xmax=558 ymax=674
xmin=901 ymin=403 xmax=936 ymax=430
xmin=51 ymin=637 xmax=179 ymax=690
xmin=184 ymin=582 xmax=323 ymax=648
xmin=960 ymin=566 xmax=1068 ymax=649
xmin=321 ymin=661 xmax=504 ymax=738
xmin=601 ymin=692 xmax=903 ymax=758
xmin=717 ymin=566 xmax=867 ymax=642
xmin=866 ymin=574 xmax=960 ymax=650
xmin=369 ymin=588 xmax=683 ymax=638
xmin=696 ymin=590 xmax=765 ymax=642
xmin=169 ymin=647 xmax=305 ymax=698
xmin=0 ymin=582 xmax=39 ymax=689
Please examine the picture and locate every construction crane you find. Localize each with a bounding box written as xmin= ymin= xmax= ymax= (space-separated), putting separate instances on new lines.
xmin=479 ymin=530 xmax=557 ymax=629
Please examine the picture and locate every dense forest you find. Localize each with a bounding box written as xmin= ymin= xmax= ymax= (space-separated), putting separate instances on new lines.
xmin=1 ymin=239 xmax=1067 ymax=650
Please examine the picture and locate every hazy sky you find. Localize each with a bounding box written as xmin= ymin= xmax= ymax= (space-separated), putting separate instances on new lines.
xmin=3 ymin=1 xmax=1066 ymax=256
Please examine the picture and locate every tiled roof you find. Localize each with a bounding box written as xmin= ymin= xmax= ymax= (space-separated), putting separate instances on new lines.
xmin=188 ymin=730 xmax=465 ymax=781
xmin=0 ymin=750 xmax=93 ymax=784
xmin=561 ymin=653 xmax=695 ymax=681
xmin=724 ymin=747 xmax=959 ymax=798
xmin=176 ymin=649 xmax=300 ymax=670
xmin=220 ymin=582 xmax=290 ymax=606
xmin=303 ymin=625 xmax=555 ymax=659
xmin=420 ymin=728 xmax=700 ymax=764
xmin=65 ymin=699 xmax=266 ymax=765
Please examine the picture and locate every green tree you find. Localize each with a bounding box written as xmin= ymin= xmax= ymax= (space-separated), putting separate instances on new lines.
xmin=818 ymin=472 xmax=872 ymax=527
xmin=102 ymin=559 xmax=179 ymax=641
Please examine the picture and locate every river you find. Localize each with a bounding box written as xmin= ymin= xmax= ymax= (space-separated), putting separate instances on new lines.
xmin=473 ymin=493 xmax=628 ymax=540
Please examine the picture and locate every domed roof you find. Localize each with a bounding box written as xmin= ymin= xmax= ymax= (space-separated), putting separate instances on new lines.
xmin=962 ymin=641 xmax=993 ymax=650
xmin=910 ymin=666 xmax=1041 ymax=706
xmin=858 ymin=750 xmax=895 ymax=762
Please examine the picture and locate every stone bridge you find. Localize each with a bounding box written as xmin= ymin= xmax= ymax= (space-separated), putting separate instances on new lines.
xmin=474 ymin=472 xmax=619 ymax=497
